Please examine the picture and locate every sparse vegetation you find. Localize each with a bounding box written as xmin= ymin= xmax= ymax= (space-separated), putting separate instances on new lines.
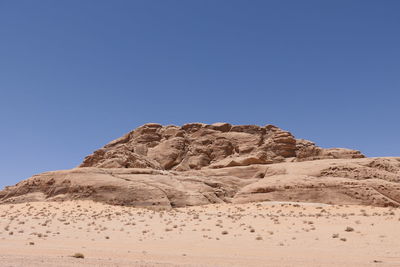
xmin=72 ymin=252 xmax=85 ymax=259
xmin=0 ymin=199 xmax=398 ymax=266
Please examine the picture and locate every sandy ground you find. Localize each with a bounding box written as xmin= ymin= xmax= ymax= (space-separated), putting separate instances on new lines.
xmin=1 ymin=201 xmax=400 ymax=266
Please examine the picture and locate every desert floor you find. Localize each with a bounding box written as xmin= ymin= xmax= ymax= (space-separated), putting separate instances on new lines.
xmin=0 ymin=201 xmax=399 ymax=266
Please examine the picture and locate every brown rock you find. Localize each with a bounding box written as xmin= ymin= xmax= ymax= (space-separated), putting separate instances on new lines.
xmin=2 ymin=158 xmax=400 ymax=208
xmin=295 ymin=139 xmax=364 ymax=161
xmin=79 ymin=123 xmax=364 ymax=170
xmin=6 ymin=122 xmax=394 ymax=209
xmin=205 ymin=122 xmax=232 ymax=132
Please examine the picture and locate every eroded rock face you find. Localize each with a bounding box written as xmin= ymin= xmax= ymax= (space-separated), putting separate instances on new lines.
xmin=1 ymin=158 xmax=400 ymax=208
xmin=6 ymin=122 xmax=396 ymax=209
xmin=80 ymin=123 xmax=364 ymax=170
xmin=0 ymin=168 xmax=252 ymax=208
xmin=295 ymin=139 xmax=365 ymax=161
xmin=233 ymin=158 xmax=400 ymax=207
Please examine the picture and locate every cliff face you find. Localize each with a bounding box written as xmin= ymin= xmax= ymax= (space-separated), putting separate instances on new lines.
xmin=80 ymin=123 xmax=364 ymax=170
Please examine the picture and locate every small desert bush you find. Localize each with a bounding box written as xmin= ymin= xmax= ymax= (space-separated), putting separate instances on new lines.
xmin=72 ymin=252 xmax=84 ymax=259
xmin=345 ymin=226 xmax=354 ymax=232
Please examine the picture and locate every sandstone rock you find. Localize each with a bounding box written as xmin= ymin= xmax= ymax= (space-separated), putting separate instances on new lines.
xmin=80 ymin=123 xmax=363 ymax=170
xmin=80 ymin=147 xmax=161 ymax=169
xmin=0 ymin=167 xmax=253 ymax=208
xmin=6 ymin=122 xmax=395 ymax=209
xmin=295 ymin=139 xmax=364 ymax=161
xmin=204 ymin=122 xmax=232 ymax=132
xmin=233 ymin=157 xmax=400 ymax=207
xmin=2 ymin=158 xmax=400 ymax=207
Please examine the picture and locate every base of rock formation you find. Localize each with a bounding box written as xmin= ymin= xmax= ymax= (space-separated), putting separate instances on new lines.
xmin=2 ymin=157 xmax=400 ymax=207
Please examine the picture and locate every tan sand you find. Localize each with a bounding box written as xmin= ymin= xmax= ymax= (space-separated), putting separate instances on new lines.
xmin=1 ymin=200 xmax=399 ymax=266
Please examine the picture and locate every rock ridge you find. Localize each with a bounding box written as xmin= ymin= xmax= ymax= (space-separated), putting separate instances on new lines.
xmin=80 ymin=123 xmax=364 ymax=170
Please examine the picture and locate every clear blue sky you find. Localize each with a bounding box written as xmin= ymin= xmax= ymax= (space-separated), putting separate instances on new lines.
xmin=1 ymin=0 xmax=399 ymax=189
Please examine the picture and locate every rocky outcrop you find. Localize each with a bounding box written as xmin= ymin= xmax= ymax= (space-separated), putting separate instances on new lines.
xmin=0 ymin=168 xmax=252 ymax=208
xmin=1 ymin=158 xmax=400 ymax=208
xmin=6 ymin=122 xmax=393 ymax=208
xmin=80 ymin=123 xmax=364 ymax=170
xmin=233 ymin=157 xmax=400 ymax=207
xmin=295 ymin=139 xmax=365 ymax=161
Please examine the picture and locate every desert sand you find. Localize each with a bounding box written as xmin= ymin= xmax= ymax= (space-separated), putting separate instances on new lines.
xmin=1 ymin=200 xmax=400 ymax=266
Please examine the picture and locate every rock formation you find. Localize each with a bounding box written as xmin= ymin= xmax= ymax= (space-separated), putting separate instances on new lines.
xmin=79 ymin=123 xmax=364 ymax=170
xmin=1 ymin=123 xmax=399 ymax=208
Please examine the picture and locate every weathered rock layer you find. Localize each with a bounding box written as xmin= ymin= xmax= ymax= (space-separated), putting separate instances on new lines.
xmin=80 ymin=123 xmax=364 ymax=170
